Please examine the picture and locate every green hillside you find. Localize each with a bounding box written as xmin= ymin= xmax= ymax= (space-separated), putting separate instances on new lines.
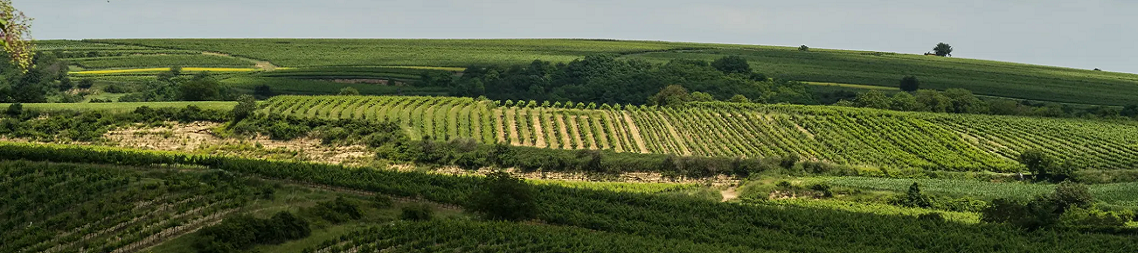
xmin=42 ymin=39 xmax=1138 ymax=106
xmin=3 ymin=143 xmax=1134 ymax=253
xmin=259 ymin=95 xmax=1138 ymax=172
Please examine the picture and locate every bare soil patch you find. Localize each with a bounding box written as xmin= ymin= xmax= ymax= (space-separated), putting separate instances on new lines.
xmin=105 ymin=122 xmax=372 ymax=165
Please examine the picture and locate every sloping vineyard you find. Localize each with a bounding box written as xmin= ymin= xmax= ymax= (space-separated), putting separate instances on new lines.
xmin=310 ymin=220 xmax=758 ymax=253
xmin=261 ymin=96 xmax=1138 ymax=172
xmin=0 ymin=161 xmax=254 ymax=253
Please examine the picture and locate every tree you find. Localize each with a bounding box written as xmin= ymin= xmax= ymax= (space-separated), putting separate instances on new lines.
xmin=466 ymin=172 xmax=537 ymax=221
xmin=648 ymin=85 xmax=691 ymax=107
xmin=933 ymin=42 xmax=953 ymax=57
xmin=899 ymin=76 xmax=920 ymax=91
xmin=854 ymin=90 xmax=890 ymax=109
xmin=4 ymin=102 xmax=19 ymax=116
xmin=729 ymin=94 xmax=750 ymax=103
xmin=890 ymin=92 xmax=922 ymax=111
xmin=231 ymin=95 xmax=257 ymax=121
xmin=690 ymin=91 xmax=715 ymax=102
xmin=711 ymin=55 xmax=752 ymax=74
xmin=914 ymin=90 xmax=951 ymax=112
xmin=77 ymin=79 xmax=95 ymax=89
xmin=0 ymin=0 xmax=33 ymax=72
xmin=1019 ymin=149 xmax=1057 ymax=180
xmin=798 ymin=45 xmax=810 ymax=51
xmin=1050 ymin=181 xmax=1093 ymax=212
xmin=943 ymin=88 xmax=988 ymax=114
xmin=338 ymin=87 xmax=360 ymax=96
xmin=178 ymin=75 xmax=221 ymax=101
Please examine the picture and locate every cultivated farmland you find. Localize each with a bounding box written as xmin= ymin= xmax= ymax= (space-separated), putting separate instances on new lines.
xmin=49 ymin=39 xmax=1138 ymax=106
xmin=261 ymin=95 xmax=1138 ymax=172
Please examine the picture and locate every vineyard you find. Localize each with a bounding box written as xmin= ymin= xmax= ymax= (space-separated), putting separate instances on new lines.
xmin=311 ymin=220 xmax=756 ymax=253
xmin=0 ymin=161 xmax=254 ymax=253
xmin=3 ymin=143 xmax=1134 ymax=253
xmin=263 ymin=96 xmax=1138 ymax=172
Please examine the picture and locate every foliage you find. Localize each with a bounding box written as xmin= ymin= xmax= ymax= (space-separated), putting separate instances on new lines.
xmin=400 ymin=204 xmax=434 ymax=221
xmin=647 ymin=84 xmax=691 ymax=107
xmin=798 ymin=45 xmax=809 ymax=51
xmin=899 ymin=76 xmax=920 ymax=92
xmin=194 ymin=212 xmax=311 ymax=253
xmin=5 ymin=143 xmax=1137 ymax=253
xmin=338 ymin=86 xmax=360 ymax=96
xmin=0 ymin=0 xmax=33 ymax=71
xmin=231 ymin=94 xmax=257 ymax=121
xmin=466 ymin=172 xmax=538 ymax=221
xmin=4 ymin=101 xmax=18 ymax=116
xmin=711 ymin=55 xmax=752 ymax=74
xmin=933 ymin=42 xmax=953 ymax=57
xmin=178 ymin=73 xmax=223 ymax=101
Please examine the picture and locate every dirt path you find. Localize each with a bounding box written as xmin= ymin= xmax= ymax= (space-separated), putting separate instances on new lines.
xmin=621 ymin=111 xmax=650 ymax=153
xmin=105 ymin=122 xmax=372 ymax=165
xmin=531 ymin=110 xmax=547 ymax=148
xmin=720 ymin=187 xmax=739 ymax=202
xmin=505 ymin=109 xmax=521 ymax=146
xmin=556 ymin=114 xmax=572 ymax=149
xmin=202 ymin=51 xmax=279 ymax=71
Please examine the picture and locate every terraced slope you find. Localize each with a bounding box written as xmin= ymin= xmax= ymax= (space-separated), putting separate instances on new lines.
xmin=262 ymin=96 xmax=1138 ymax=172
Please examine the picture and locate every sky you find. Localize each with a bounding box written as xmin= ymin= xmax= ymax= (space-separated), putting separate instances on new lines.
xmin=13 ymin=0 xmax=1138 ymax=74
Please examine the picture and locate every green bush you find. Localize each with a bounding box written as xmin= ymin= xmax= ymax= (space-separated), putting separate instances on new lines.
xmin=466 ymin=172 xmax=537 ymax=221
xmin=400 ymin=204 xmax=434 ymax=221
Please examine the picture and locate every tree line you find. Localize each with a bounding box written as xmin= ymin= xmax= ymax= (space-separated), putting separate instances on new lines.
xmin=432 ymin=55 xmax=814 ymax=106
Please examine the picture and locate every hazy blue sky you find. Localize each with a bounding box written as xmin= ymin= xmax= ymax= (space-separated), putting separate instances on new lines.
xmin=14 ymin=0 xmax=1138 ymax=73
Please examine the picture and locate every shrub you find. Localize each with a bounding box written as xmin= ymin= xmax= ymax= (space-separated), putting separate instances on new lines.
xmin=77 ymin=79 xmax=95 ymax=89
xmin=371 ymin=195 xmax=394 ymax=208
xmin=5 ymin=103 xmax=22 ymax=116
xmin=465 ymin=172 xmax=537 ymax=221
xmin=231 ymin=95 xmax=257 ymax=121
xmin=798 ymin=45 xmax=810 ymax=51
xmin=400 ymin=204 xmax=434 ymax=221
xmin=338 ymin=87 xmax=360 ymax=96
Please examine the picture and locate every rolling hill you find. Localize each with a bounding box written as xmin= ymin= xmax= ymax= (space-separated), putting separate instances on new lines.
xmin=38 ymin=39 xmax=1138 ymax=106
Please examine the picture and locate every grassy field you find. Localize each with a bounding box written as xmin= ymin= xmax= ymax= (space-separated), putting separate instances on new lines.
xmin=41 ymin=38 xmax=1138 ymax=106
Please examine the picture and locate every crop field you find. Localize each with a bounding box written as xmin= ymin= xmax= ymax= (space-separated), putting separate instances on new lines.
xmin=0 ymin=161 xmax=254 ymax=253
xmin=826 ymin=177 xmax=1138 ymax=206
xmin=35 ymin=39 xmax=1135 ymax=106
xmin=261 ymin=96 xmax=1138 ymax=172
xmin=68 ymin=54 xmax=255 ymax=69
xmin=2 ymin=101 xmax=238 ymax=112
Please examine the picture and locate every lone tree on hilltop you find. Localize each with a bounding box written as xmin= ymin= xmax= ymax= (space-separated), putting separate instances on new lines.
xmin=899 ymin=76 xmax=920 ymax=92
xmin=933 ymin=43 xmax=953 ymax=57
